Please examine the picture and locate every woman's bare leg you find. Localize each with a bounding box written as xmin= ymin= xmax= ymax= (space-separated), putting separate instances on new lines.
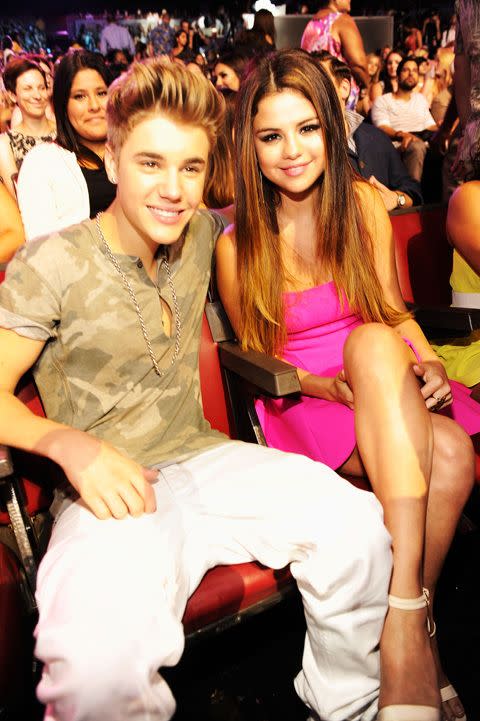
xmin=340 ymin=322 xmax=439 ymax=710
xmin=424 ymin=415 xmax=474 ymax=721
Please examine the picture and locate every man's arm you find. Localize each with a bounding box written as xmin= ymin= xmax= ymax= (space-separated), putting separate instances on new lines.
xmin=0 ymin=327 xmax=157 ymax=520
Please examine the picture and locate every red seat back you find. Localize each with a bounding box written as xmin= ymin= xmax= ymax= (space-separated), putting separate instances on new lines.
xmin=199 ymin=312 xmax=235 ymax=438
xmin=391 ymin=205 xmax=452 ymax=306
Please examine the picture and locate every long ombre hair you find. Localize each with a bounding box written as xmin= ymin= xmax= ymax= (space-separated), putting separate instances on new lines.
xmin=234 ymin=49 xmax=409 ymax=355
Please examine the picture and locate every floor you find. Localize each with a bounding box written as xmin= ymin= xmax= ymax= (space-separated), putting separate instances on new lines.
xmin=168 ymin=504 xmax=480 ymax=721
xmin=3 ymin=499 xmax=480 ymax=721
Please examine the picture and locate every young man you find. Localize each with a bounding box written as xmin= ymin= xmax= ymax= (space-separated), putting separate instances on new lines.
xmin=371 ymin=58 xmax=438 ymax=182
xmin=0 ymin=61 xmax=391 ymax=721
xmin=316 ymin=52 xmax=423 ymax=210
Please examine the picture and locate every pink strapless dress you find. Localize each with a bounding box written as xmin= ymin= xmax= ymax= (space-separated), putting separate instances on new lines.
xmin=255 ymin=282 xmax=480 ymax=470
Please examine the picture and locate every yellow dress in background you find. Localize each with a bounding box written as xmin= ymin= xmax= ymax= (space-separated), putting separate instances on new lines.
xmin=433 ymin=250 xmax=480 ymax=387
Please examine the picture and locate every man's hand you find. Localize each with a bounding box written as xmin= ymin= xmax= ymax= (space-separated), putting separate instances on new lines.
xmin=368 ymin=175 xmax=401 ymax=211
xmin=413 ymin=360 xmax=452 ymax=411
xmin=393 ymin=131 xmax=417 ymax=150
xmin=44 ymin=429 xmax=158 ymax=520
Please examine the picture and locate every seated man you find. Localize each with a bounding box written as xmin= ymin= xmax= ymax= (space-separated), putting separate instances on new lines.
xmin=0 ymin=61 xmax=391 ymax=721
xmin=371 ymin=57 xmax=438 ymax=182
xmin=316 ymin=52 xmax=423 ymax=210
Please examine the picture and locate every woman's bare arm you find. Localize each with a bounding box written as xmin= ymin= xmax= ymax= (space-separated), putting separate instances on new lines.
xmin=0 ymin=180 xmax=24 ymax=262
xmin=447 ymin=181 xmax=480 ymax=273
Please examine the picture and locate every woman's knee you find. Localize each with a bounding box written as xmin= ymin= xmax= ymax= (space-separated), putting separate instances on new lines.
xmin=343 ymin=323 xmax=407 ymax=375
xmin=432 ymin=416 xmax=475 ymax=495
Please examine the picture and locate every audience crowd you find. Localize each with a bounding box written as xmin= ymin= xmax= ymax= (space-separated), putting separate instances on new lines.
xmin=0 ymin=3 xmax=480 ymax=721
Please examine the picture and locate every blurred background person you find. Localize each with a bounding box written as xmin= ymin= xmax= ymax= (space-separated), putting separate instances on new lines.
xmin=301 ymin=0 xmax=369 ymax=109
xmin=0 ymin=57 xmax=55 ymax=196
xmin=99 ymin=14 xmax=134 ymax=57
xmin=214 ymin=50 xmax=250 ymax=92
xmin=371 ymin=50 xmax=404 ymax=101
xmin=17 ymin=50 xmax=114 ymax=240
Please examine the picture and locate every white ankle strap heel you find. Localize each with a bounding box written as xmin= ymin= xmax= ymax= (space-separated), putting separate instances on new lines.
xmin=378 ymin=589 xmax=441 ymax=721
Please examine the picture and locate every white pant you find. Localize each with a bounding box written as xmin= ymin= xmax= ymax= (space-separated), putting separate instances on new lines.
xmin=34 ymin=441 xmax=391 ymax=721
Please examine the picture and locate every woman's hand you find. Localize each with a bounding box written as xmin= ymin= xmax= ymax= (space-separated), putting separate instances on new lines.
xmin=413 ymin=360 xmax=452 ymax=411
xmin=329 ymin=370 xmax=355 ymax=410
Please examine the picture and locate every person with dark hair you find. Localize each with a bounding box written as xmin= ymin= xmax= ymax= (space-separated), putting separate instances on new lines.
xmin=0 ymin=56 xmax=55 ymax=196
xmin=172 ymin=29 xmax=195 ymax=64
xmin=316 ymin=51 xmax=422 ymax=209
xmin=17 ymin=50 xmax=114 ymax=240
xmin=147 ymin=10 xmax=176 ymax=57
xmin=214 ymin=49 xmax=250 ymax=91
xmin=371 ymin=57 xmax=438 ymax=181
xmin=252 ymin=9 xmax=276 ymax=47
xmin=371 ymin=49 xmax=404 ymax=101
xmin=216 ymin=48 xmax=478 ymax=721
xmin=0 ymin=58 xmax=392 ymax=721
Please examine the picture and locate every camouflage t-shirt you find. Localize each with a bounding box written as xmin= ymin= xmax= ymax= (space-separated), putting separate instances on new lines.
xmin=0 ymin=210 xmax=228 ymax=466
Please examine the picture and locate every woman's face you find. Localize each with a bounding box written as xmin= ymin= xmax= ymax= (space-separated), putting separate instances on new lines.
xmin=367 ymin=56 xmax=380 ymax=78
xmin=39 ymin=62 xmax=54 ymax=98
xmin=177 ymin=31 xmax=188 ymax=47
xmin=386 ymin=53 xmax=402 ymax=78
xmin=253 ymin=89 xmax=325 ymax=199
xmin=13 ymin=69 xmax=48 ymax=119
xmin=214 ymin=62 xmax=240 ymax=91
xmin=67 ymin=68 xmax=108 ymax=144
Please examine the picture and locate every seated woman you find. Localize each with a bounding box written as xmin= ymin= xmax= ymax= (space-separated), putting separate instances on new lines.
xmin=0 ymin=56 xmax=55 ymax=196
xmin=17 ymin=50 xmax=115 ymax=240
xmin=216 ymin=49 xmax=476 ymax=721
xmin=0 ymin=179 xmax=24 ymax=262
xmin=370 ymin=49 xmax=404 ymax=101
xmin=433 ymin=152 xmax=480 ymax=391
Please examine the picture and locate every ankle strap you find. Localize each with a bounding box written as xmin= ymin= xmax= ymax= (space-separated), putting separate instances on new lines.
xmin=388 ymin=588 xmax=436 ymax=637
xmin=388 ymin=592 xmax=427 ymax=610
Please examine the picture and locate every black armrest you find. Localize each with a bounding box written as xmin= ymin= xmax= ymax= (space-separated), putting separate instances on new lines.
xmin=412 ymin=305 xmax=480 ymax=335
xmin=0 ymin=444 xmax=13 ymax=479
xmin=219 ymin=341 xmax=301 ymax=397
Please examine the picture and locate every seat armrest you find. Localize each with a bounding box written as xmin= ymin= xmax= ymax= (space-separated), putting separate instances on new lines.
xmin=219 ymin=342 xmax=301 ymax=397
xmin=0 ymin=444 xmax=14 ymax=478
xmin=412 ymin=305 xmax=480 ymax=335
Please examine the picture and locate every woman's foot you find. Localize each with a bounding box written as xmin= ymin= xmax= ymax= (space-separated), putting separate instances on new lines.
xmin=430 ymin=632 xmax=466 ymax=721
xmin=379 ymin=604 xmax=440 ymax=712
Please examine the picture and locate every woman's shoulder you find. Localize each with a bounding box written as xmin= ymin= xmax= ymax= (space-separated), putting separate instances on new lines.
xmin=19 ymin=142 xmax=73 ymax=171
xmin=448 ymin=181 xmax=480 ymax=222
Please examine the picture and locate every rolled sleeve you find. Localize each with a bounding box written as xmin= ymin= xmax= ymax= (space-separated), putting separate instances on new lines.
xmin=0 ymin=251 xmax=60 ymax=340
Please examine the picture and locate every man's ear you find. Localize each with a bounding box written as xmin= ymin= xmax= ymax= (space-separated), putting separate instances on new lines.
xmin=104 ymin=143 xmax=118 ymax=184
xmin=339 ymin=78 xmax=351 ymax=103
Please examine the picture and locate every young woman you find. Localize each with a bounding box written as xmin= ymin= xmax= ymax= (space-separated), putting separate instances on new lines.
xmin=300 ymin=0 xmax=369 ymax=109
xmin=214 ymin=50 xmax=250 ymax=92
xmin=171 ymin=29 xmax=195 ymax=64
xmin=17 ymin=50 xmax=114 ymax=240
xmin=356 ymin=52 xmax=382 ymax=115
xmin=0 ymin=179 xmax=24 ymax=262
xmin=0 ymin=57 xmax=55 ymax=196
xmin=371 ymin=49 xmax=404 ymax=101
xmin=216 ymin=49 xmax=477 ymax=721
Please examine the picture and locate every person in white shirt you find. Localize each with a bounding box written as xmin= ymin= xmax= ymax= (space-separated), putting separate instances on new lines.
xmin=99 ymin=15 xmax=135 ymax=57
xmin=371 ymin=57 xmax=438 ymax=182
